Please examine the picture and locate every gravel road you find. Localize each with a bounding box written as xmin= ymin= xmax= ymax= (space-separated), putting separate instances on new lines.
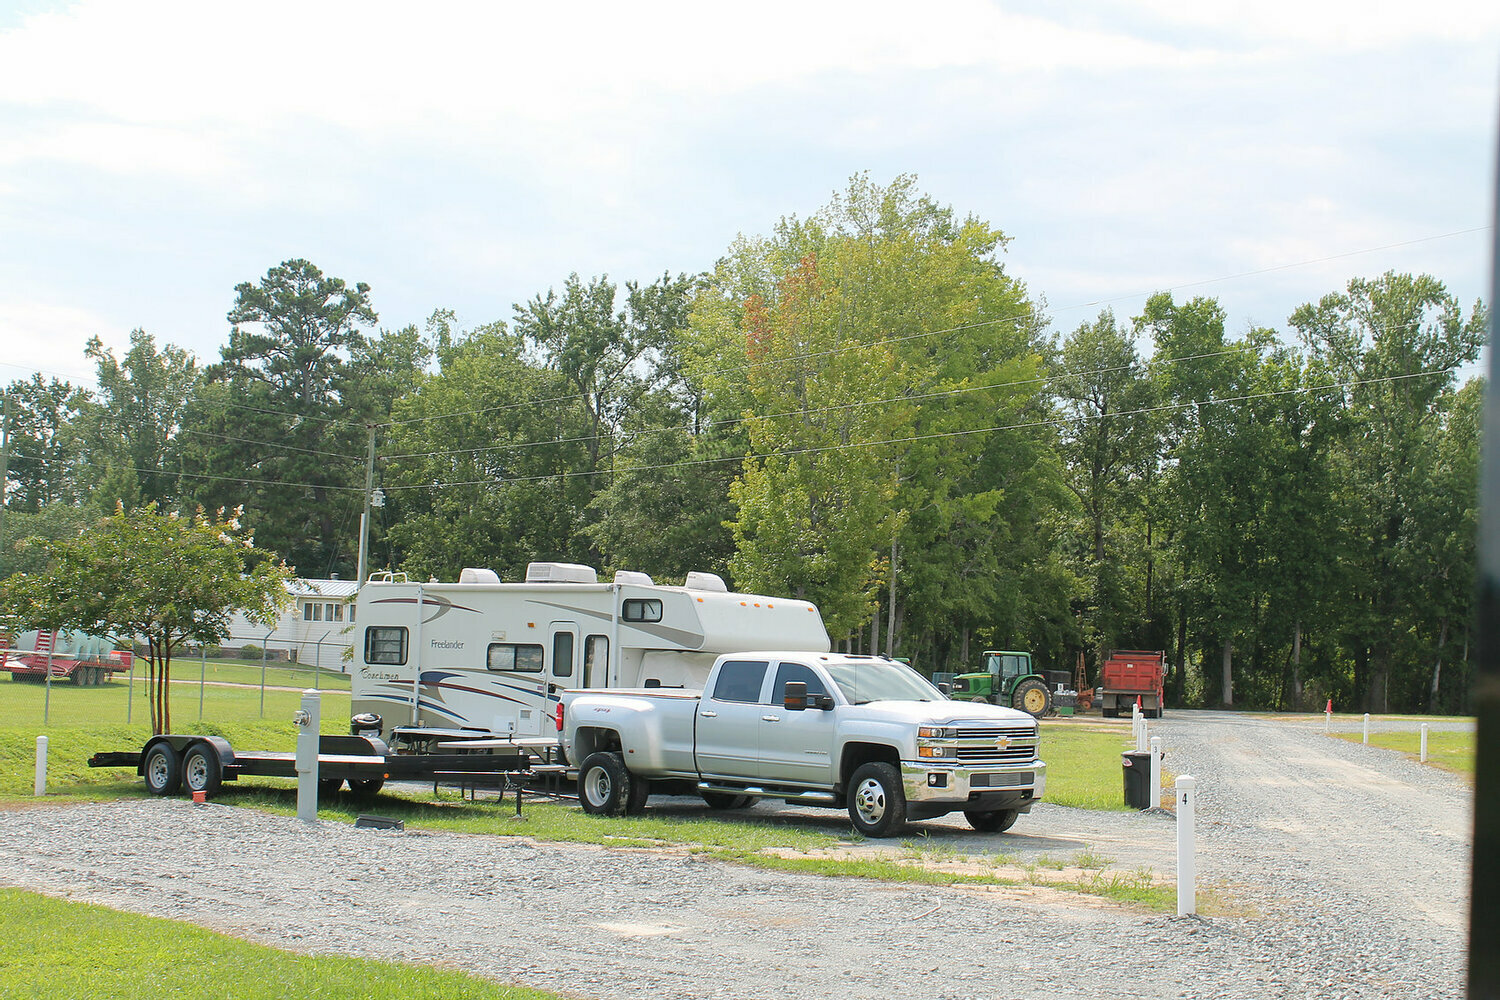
xmin=0 ymin=711 xmax=1471 ymax=998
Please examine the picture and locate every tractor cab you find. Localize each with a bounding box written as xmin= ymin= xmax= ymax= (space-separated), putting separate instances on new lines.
xmin=950 ymin=649 xmax=1053 ymax=719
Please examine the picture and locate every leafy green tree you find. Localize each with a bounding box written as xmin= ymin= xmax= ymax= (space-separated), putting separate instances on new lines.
xmin=185 ymin=260 xmax=377 ymax=577
xmin=2 ymin=374 xmax=87 ymax=513
xmin=0 ymin=502 xmax=289 ymax=734
xmin=1290 ymin=272 xmax=1486 ymax=710
xmin=76 ymin=330 xmax=201 ymax=512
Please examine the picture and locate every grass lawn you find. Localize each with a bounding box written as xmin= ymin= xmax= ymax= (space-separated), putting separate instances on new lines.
xmin=0 ymin=887 xmax=560 ymax=1000
xmin=1331 ymin=724 xmax=1475 ymax=776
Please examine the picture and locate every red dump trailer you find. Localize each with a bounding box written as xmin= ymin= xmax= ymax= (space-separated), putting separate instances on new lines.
xmin=1098 ymin=650 xmax=1165 ymax=719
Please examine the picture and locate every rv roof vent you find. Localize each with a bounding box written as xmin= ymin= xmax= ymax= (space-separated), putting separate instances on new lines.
xmin=684 ymin=571 xmax=728 ymax=592
xmin=458 ymin=567 xmax=501 ymax=584
xmin=614 ymin=570 xmax=654 ymax=586
xmin=525 ymin=562 xmax=599 ymax=584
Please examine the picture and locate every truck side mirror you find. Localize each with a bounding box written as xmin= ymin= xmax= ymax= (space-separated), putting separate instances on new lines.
xmin=784 ymin=680 xmax=808 ymax=711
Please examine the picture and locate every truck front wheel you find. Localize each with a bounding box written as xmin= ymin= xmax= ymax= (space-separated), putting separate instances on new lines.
xmin=847 ymin=762 xmax=906 ymax=838
xmin=579 ymin=751 xmax=634 ymax=816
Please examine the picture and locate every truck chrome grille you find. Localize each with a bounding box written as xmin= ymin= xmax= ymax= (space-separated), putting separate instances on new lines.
xmin=950 ymin=723 xmax=1038 ymax=766
xmin=956 ymin=745 xmax=1036 ymax=765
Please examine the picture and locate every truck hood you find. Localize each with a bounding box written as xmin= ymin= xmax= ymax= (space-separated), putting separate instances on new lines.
xmin=849 ymin=700 xmax=1036 ymax=727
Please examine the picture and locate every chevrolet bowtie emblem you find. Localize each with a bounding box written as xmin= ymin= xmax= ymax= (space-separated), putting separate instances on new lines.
xmin=995 ymin=737 xmax=1010 ymax=750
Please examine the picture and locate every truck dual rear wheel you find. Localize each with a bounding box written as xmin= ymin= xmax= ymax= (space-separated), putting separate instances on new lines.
xmin=847 ymin=762 xmax=906 ymax=838
xmin=142 ymin=743 xmax=181 ymax=796
xmin=579 ymin=751 xmax=636 ymax=816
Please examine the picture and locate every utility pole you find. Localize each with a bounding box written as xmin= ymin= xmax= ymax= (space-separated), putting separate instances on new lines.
xmin=0 ymin=392 xmax=12 ymax=576
xmin=355 ymin=424 xmax=376 ymax=589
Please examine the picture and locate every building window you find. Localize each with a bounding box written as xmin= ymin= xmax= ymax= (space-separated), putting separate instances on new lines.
xmin=621 ymin=598 xmax=662 ymax=623
xmin=487 ymin=643 xmax=545 ymax=673
xmin=365 ymin=626 xmax=408 ymax=665
xmin=304 ymin=602 xmax=322 ymax=622
xmin=325 ymin=603 xmax=337 ymax=622
xmin=303 ymin=603 xmax=315 ymax=621
xmin=331 ymin=604 xmax=344 ymax=622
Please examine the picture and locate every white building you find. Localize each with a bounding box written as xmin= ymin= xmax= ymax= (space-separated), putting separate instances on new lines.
xmin=223 ymin=578 xmax=358 ymax=671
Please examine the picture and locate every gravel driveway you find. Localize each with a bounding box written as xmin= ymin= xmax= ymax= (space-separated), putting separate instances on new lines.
xmin=0 ymin=711 xmax=1471 ymax=998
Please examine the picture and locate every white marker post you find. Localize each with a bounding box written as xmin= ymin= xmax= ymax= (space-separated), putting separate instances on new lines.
xmin=1149 ymin=736 xmax=1162 ymax=809
xmin=1176 ymin=775 xmax=1197 ymax=916
xmin=1421 ymin=723 xmax=1429 ymax=763
xmin=34 ymin=735 xmax=47 ymax=796
xmin=294 ymin=689 xmax=321 ymax=823
xmin=1363 ymin=713 xmax=1371 ymax=745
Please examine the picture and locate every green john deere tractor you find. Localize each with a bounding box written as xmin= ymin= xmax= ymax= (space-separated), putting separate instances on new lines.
xmin=949 ymin=650 xmax=1055 ymax=719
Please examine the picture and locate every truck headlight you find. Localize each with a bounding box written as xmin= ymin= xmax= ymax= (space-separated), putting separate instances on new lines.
xmin=917 ymin=726 xmax=954 ymax=739
xmin=917 ymin=745 xmax=953 ymax=759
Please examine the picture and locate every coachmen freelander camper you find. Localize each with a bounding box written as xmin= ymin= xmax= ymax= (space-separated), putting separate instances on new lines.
xmin=351 ymin=563 xmax=829 ymax=747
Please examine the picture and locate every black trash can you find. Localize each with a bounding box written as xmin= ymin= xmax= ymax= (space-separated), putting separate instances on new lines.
xmin=1122 ymin=750 xmax=1152 ymax=809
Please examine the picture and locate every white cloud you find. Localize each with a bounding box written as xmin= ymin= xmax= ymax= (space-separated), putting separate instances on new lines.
xmin=0 ymin=300 xmax=118 ymax=386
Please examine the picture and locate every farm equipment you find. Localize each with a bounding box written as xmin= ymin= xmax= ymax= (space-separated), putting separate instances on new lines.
xmin=1 ymin=630 xmax=133 ymax=686
xmin=1098 ymin=649 xmax=1166 ymax=719
xmin=950 ymin=650 xmax=1075 ymax=719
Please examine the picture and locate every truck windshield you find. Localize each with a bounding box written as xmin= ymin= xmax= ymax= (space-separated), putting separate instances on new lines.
xmin=824 ymin=659 xmax=944 ymax=704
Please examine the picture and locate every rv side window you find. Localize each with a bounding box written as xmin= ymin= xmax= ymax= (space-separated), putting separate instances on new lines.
xmin=711 ymin=660 xmax=769 ymax=703
xmin=621 ymin=599 xmax=663 ymax=623
xmin=365 ymin=626 xmax=408 ymax=665
xmin=552 ymin=632 xmax=574 ymax=678
xmin=583 ymin=635 xmax=608 ymax=686
xmin=487 ymin=643 xmax=545 ymax=673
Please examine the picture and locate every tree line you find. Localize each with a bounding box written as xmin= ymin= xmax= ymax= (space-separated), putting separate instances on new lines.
xmin=0 ymin=175 xmax=1485 ymax=713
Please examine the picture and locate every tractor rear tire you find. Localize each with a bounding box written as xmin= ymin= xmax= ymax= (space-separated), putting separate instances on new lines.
xmin=1012 ymin=679 xmax=1052 ymax=719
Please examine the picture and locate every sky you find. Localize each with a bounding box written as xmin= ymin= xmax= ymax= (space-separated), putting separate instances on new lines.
xmin=1 ymin=0 xmax=1497 ymax=390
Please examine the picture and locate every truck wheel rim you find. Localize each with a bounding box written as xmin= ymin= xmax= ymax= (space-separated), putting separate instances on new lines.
xmin=185 ymin=754 xmax=206 ymax=789
xmin=854 ymin=778 xmax=886 ymax=825
xmin=147 ymin=754 xmax=168 ymax=787
xmin=584 ymin=768 xmax=611 ymax=807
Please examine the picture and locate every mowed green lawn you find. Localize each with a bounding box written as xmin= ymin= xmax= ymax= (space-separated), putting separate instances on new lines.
xmin=0 ymin=887 xmax=560 ymax=1000
xmin=1331 ymin=723 xmax=1475 ymax=776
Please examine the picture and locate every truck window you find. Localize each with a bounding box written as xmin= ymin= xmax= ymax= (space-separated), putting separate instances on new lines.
xmin=769 ymin=662 xmax=828 ymax=703
xmin=583 ymin=635 xmax=608 ymax=686
xmin=552 ymin=632 xmax=574 ymax=678
xmin=365 ymin=626 xmax=408 ymax=665
xmin=622 ymin=599 xmax=663 ymax=623
xmin=712 ymin=660 xmax=769 ymax=703
xmin=487 ymin=643 xmax=545 ymax=673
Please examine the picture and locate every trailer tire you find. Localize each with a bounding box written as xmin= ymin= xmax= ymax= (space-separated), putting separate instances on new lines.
xmin=319 ymin=778 xmax=344 ymax=798
xmin=182 ymin=744 xmax=222 ymax=798
xmin=348 ymin=778 xmax=384 ymax=797
xmin=847 ymin=762 xmax=906 ymax=838
xmin=700 ymin=791 xmax=753 ymax=810
xmin=142 ymin=743 xmax=182 ymax=796
xmin=964 ymin=808 xmax=1019 ymax=833
xmin=579 ymin=751 xmax=632 ymax=816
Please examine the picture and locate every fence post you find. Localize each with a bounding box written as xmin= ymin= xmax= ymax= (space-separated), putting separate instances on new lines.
xmin=1363 ymin=712 xmax=1371 ymax=745
xmin=1421 ymin=723 xmax=1429 ymax=763
xmin=199 ymin=645 xmax=207 ymax=721
xmin=1176 ymin=775 xmax=1196 ymax=916
xmin=1150 ymin=736 xmax=1162 ymax=809
xmin=294 ymin=689 xmax=320 ymax=823
xmin=259 ymin=630 xmax=271 ymax=718
xmin=34 ymin=735 xmax=47 ymax=796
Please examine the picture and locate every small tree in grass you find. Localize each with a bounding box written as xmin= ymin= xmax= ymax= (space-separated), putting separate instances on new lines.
xmin=0 ymin=502 xmax=290 ymax=733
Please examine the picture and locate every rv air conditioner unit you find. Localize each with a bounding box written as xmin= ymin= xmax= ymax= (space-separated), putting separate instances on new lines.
xmin=613 ymin=570 xmax=654 ymax=586
xmin=684 ymin=571 xmax=728 ymax=592
xmin=458 ymin=567 xmax=501 ymax=584
xmin=525 ymin=562 xmax=599 ymax=584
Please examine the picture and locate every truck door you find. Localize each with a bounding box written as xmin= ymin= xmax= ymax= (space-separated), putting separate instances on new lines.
xmin=758 ymin=661 xmax=837 ymax=787
xmin=693 ymin=658 xmax=769 ymax=780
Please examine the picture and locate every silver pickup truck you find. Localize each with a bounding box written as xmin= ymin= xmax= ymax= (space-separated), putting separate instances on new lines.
xmin=560 ymin=651 xmax=1046 ymax=837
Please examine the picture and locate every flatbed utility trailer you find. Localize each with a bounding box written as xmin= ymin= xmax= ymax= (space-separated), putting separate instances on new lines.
xmin=88 ymin=733 xmax=535 ymax=801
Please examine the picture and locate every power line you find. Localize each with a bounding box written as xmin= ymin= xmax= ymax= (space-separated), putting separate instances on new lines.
xmin=375 ymin=368 xmax=1452 ymax=494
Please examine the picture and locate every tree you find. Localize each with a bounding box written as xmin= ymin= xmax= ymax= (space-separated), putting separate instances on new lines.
xmin=1290 ymin=272 xmax=1485 ymax=710
xmin=186 ymin=260 xmax=377 ymax=577
xmin=0 ymin=503 xmax=289 ymax=734
xmin=77 ymin=330 xmax=200 ymax=512
xmin=2 ymin=374 xmax=87 ymax=513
